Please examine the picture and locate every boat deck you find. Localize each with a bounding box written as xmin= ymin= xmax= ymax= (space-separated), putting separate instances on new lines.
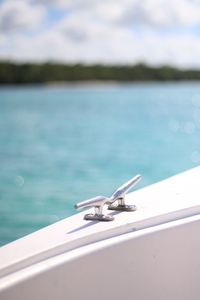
xmin=0 ymin=166 xmax=200 ymax=278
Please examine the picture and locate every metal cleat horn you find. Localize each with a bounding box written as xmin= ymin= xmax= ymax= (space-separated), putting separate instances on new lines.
xmin=74 ymin=174 xmax=141 ymax=221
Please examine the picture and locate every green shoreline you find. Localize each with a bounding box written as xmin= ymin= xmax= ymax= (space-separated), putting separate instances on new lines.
xmin=1 ymin=61 xmax=200 ymax=84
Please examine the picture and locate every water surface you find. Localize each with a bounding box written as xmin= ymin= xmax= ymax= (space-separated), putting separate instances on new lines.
xmin=0 ymin=82 xmax=200 ymax=245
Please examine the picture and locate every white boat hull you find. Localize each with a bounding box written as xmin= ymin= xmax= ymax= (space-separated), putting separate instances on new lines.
xmin=1 ymin=167 xmax=200 ymax=299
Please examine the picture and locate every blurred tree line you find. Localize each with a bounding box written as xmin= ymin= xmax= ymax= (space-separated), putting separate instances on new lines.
xmin=1 ymin=61 xmax=200 ymax=84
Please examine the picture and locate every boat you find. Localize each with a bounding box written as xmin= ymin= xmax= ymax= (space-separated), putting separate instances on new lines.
xmin=0 ymin=166 xmax=200 ymax=300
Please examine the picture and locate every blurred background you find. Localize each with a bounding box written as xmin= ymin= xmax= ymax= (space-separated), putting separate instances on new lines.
xmin=0 ymin=0 xmax=200 ymax=246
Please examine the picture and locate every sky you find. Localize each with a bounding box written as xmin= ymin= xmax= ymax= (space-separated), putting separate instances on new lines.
xmin=0 ymin=0 xmax=200 ymax=68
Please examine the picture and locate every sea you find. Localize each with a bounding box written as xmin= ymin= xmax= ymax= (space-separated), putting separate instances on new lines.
xmin=0 ymin=82 xmax=200 ymax=246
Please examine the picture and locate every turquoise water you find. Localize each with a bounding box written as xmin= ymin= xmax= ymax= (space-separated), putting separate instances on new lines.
xmin=0 ymin=83 xmax=200 ymax=246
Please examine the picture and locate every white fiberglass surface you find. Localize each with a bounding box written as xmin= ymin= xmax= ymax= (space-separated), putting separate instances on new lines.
xmin=1 ymin=214 xmax=200 ymax=300
xmin=1 ymin=166 xmax=200 ymax=279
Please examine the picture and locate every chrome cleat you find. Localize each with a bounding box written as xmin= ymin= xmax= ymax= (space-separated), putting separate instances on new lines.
xmin=74 ymin=174 xmax=141 ymax=221
xmin=108 ymin=174 xmax=141 ymax=211
xmin=74 ymin=196 xmax=114 ymax=221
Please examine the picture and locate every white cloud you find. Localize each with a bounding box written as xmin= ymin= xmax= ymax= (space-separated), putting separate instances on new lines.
xmin=1 ymin=20 xmax=200 ymax=68
xmin=118 ymin=0 xmax=200 ymax=28
xmin=31 ymin=0 xmax=67 ymax=6
xmin=34 ymin=0 xmax=200 ymax=28
xmin=0 ymin=0 xmax=45 ymax=33
xmin=1 ymin=0 xmax=200 ymax=67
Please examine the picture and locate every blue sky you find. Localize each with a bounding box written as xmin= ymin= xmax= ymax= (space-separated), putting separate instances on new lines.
xmin=0 ymin=0 xmax=200 ymax=68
